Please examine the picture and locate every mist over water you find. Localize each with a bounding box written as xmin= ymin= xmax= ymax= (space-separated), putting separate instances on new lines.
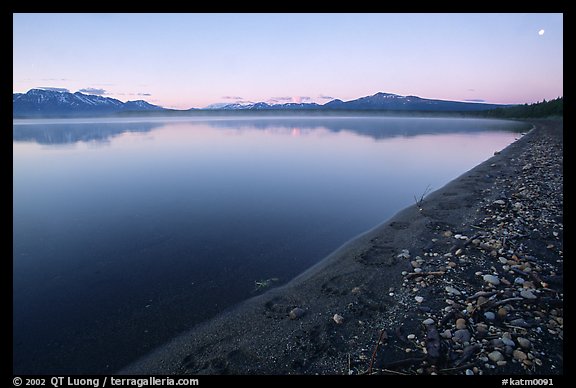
xmin=13 ymin=116 xmax=529 ymax=373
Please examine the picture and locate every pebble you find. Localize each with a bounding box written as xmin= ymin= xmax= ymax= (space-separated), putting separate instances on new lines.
xmin=514 ymin=277 xmax=525 ymax=285
xmin=501 ymin=337 xmax=515 ymax=347
xmin=456 ymin=318 xmax=467 ymax=330
xmin=465 ymin=369 xmax=474 ymax=375
xmin=517 ymin=337 xmax=531 ymax=350
xmin=493 ymin=200 xmax=506 ymax=205
xmin=509 ymin=318 xmax=530 ymax=328
xmin=497 ymin=307 xmax=508 ymax=319
xmin=411 ymin=260 xmax=421 ymax=268
xmin=488 ymin=350 xmax=504 ymax=362
xmin=483 ymin=274 xmax=500 ymax=285
xmin=513 ymin=349 xmax=528 ymax=361
xmin=455 ymin=249 xmax=463 ymax=256
xmin=484 ymin=311 xmax=496 ymax=321
xmin=440 ymin=329 xmax=452 ymax=339
xmin=397 ymin=250 xmax=411 ymax=259
xmin=445 ymin=286 xmax=462 ymax=295
xmin=289 ymin=307 xmax=305 ymax=320
xmin=407 ymin=334 xmax=416 ymax=340
xmin=333 ymin=314 xmax=344 ymax=324
xmin=422 ymin=318 xmax=435 ymax=325
xmin=453 ymin=329 xmax=471 ymax=343
xmin=415 ymin=296 xmax=424 ymax=303
xmin=520 ymin=290 xmax=537 ymax=299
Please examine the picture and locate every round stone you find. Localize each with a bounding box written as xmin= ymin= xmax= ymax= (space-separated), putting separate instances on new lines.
xmin=484 ymin=312 xmax=496 ymax=321
xmin=333 ymin=314 xmax=344 ymax=324
xmin=488 ymin=350 xmax=504 ymax=362
xmin=520 ymin=290 xmax=537 ymax=299
xmin=289 ymin=307 xmax=305 ymax=320
xmin=513 ymin=349 xmax=528 ymax=361
xmin=423 ymin=318 xmax=435 ymax=325
xmin=456 ymin=318 xmax=467 ymax=329
xmin=517 ymin=337 xmax=532 ymax=350
xmin=483 ymin=274 xmax=501 ymax=285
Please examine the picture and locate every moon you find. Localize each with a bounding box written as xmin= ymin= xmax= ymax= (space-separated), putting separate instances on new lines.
xmin=538 ymin=29 xmax=545 ymax=36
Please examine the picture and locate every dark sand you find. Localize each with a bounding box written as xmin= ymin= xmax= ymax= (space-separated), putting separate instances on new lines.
xmin=121 ymin=119 xmax=563 ymax=375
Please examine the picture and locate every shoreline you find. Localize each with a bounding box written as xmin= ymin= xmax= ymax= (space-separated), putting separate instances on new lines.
xmin=121 ymin=119 xmax=563 ymax=375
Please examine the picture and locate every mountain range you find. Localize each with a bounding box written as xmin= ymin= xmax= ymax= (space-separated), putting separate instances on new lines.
xmin=13 ymin=89 xmax=509 ymax=117
xmin=13 ymin=89 xmax=163 ymax=117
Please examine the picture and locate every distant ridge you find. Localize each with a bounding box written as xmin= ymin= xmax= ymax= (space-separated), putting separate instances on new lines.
xmin=13 ymin=89 xmax=164 ymax=117
xmin=204 ymin=92 xmax=508 ymax=112
xmin=13 ymin=89 xmax=510 ymax=117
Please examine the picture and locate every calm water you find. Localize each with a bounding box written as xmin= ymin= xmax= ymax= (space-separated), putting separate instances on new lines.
xmin=13 ymin=116 xmax=528 ymax=374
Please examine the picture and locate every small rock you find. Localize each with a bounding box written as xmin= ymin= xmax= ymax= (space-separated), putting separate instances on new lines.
xmin=484 ymin=312 xmax=496 ymax=321
xmin=453 ymin=329 xmax=471 ymax=343
xmin=415 ymin=296 xmax=424 ymax=303
xmin=351 ymin=287 xmax=362 ymax=295
xmin=455 ymin=248 xmax=463 ymax=256
xmin=465 ymin=369 xmax=474 ymax=375
xmin=411 ymin=260 xmax=421 ymax=268
xmin=448 ymin=261 xmax=457 ymax=268
xmin=488 ymin=350 xmax=504 ymax=362
xmin=445 ymin=286 xmax=462 ymax=295
xmin=517 ymin=337 xmax=531 ymax=350
xmin=520 ymin=290 xmax=537 ymax=299
xmin=522 ymin=163 xmax=533 ymax=170
xmin=397 ymin=250 xmax=411 ymax=259
xmin=498 ymin=257 xmax=508 ymax=264
xmin=289 ymin=307 xmax=305 ymax=320
xmin=509 ymin=318 xmax=530 ymax=328
xmin=483 ymin=274 xmax=500 ymax=285
xmin=423 ymin=318 xmax=435 ymax=325
xmin=443 ymin=231 xmax=453 ymax=237
xmin=441 ymin=329 xmax=452 ymax=339
xmin=407 ymin=334 xmax=416 ymax=340
xmin=493 ymin=200 xmax=506 ymax=205
xmin=514 ymin=277 xmax=525 ymax=285
xmin=497 ymin=307 xmax=508 ymax=319
xmin=513 ymin=349 xmax=527 ymax=361
xmin=333 ymin=314 xmax=344 ymax=324
xmin=456 ymin=318 xmax=467 ymax=330
xmin=497 ymin=360 xmax=507 ymax=367
xmin=414 ymin=268 xmax=423 ymax=273
xmin=501 ymin=337 xmax=515 ymax=347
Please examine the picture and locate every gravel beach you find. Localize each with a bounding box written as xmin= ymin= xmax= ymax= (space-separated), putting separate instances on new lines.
xmin=121 ymin=119 xmax=563 ymax=376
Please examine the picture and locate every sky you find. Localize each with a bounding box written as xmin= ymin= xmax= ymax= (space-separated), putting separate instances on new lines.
xmin=13 ymin=13 xmax=563 ymax=109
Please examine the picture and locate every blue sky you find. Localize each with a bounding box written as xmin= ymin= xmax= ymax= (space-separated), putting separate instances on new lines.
xmin=13 ymin=13 xmax=563 ymax=109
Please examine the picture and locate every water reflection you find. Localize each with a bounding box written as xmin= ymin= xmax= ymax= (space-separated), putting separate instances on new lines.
xmin=12 ymin=121 xmax=159 ymax=144
xmin=13 ymin=116 xmax=527 ymax=374
xmin=13 ymin=116 xmax=529 ymax=145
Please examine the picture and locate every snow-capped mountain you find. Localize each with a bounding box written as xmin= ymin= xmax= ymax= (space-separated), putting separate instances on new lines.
xmin=14 ymin=89 xmax=508 ymax=117
xmin=323 ymin=92 xmax=506 ymax=111
xmin=13 ymin=89 xmax=164 ymax=117
xmin=206 ymin=92 xmax=506 ymax=112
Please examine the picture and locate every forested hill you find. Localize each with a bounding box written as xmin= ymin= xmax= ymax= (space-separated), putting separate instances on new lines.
xmin=480 ymin=97 xmax=563 ymax=118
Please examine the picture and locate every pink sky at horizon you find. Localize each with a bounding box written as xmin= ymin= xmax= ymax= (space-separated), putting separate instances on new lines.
xmin=13 ymin=13 xmax=563 ymax=109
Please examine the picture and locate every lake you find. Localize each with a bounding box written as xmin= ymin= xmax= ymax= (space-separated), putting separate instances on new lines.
xmin=13 ymin=116 xmax=529 ymax=374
